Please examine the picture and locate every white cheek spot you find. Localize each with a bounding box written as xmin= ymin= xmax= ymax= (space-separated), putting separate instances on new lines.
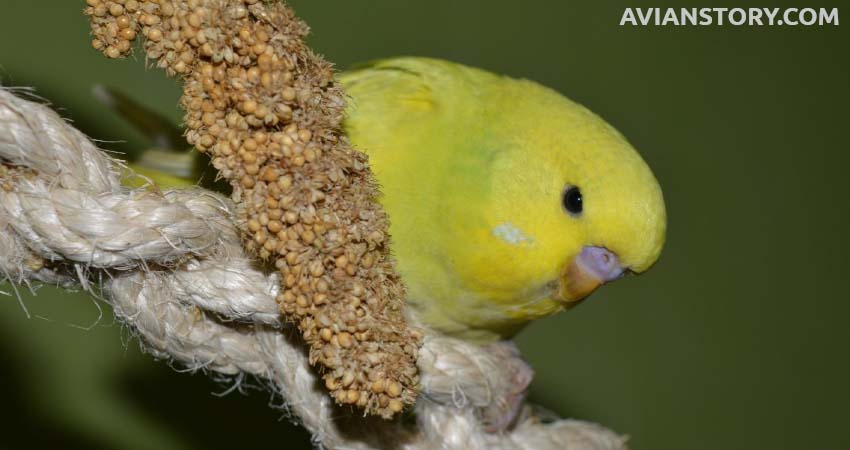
xmin=492 ymin=222 xmax=534 ymax=246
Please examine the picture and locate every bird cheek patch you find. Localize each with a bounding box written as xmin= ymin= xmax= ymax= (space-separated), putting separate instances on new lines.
xmin=492 ymin=222 xmax=534 ymax=246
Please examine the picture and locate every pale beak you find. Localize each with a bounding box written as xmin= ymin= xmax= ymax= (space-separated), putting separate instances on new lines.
xmin=559 ymin=246 xmax=625 ymax=304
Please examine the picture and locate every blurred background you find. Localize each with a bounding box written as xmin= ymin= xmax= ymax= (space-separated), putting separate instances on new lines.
xmin=1 ymin=0 xmax=847 ymax=449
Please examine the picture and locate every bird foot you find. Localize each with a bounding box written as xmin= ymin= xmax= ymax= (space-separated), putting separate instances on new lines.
xmin=480 ymin=340 xmax=535 ymax=433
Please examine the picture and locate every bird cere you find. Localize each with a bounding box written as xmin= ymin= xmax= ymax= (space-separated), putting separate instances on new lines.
xmin=85 ymin=0 xmax=420 ymax=417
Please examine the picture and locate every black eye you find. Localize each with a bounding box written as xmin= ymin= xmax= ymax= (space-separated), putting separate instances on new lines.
xmin=562 ymin=186 xmax=583 ymax=215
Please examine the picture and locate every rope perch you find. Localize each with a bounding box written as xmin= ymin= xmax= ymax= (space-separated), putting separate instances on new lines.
xmin=0 ymin=88 xmax=628 ymax=449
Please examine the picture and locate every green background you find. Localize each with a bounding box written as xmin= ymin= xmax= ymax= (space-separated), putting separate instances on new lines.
xmin=1 ymin=1 xmax=847 ymax=449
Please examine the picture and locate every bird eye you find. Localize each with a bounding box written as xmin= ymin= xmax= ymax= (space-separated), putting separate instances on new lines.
xmin=562 ymin=186 xmax=583 ymax=215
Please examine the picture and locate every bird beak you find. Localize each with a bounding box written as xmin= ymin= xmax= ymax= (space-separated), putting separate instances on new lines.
xmin=558 ymin=246 xmax=625 ymax=305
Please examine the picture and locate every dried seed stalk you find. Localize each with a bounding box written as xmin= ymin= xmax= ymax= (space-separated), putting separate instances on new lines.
xmin=85 ymin=0 xmax=420 ymax=417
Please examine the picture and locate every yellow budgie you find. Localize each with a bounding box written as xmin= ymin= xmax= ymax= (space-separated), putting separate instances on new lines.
xmin=116 ymin=57 xmax=666 ymax=343
xmin=340 ymin=58 xmax=666 ymax=342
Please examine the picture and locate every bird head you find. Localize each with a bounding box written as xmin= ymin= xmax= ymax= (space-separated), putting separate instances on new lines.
xmin=448 ymin=78 xmax=666 ymax=320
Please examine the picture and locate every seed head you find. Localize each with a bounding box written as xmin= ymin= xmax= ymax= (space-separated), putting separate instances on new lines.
xmin=86 ymin=0 xmax=421 ymax=418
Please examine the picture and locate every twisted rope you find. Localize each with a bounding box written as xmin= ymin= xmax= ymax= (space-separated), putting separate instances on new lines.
xmin=0 ymin=87 xmax=627 ymax=450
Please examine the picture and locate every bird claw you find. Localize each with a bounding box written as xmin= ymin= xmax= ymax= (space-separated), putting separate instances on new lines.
xmin=479 ymin=340 xmax=535 ymax=433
